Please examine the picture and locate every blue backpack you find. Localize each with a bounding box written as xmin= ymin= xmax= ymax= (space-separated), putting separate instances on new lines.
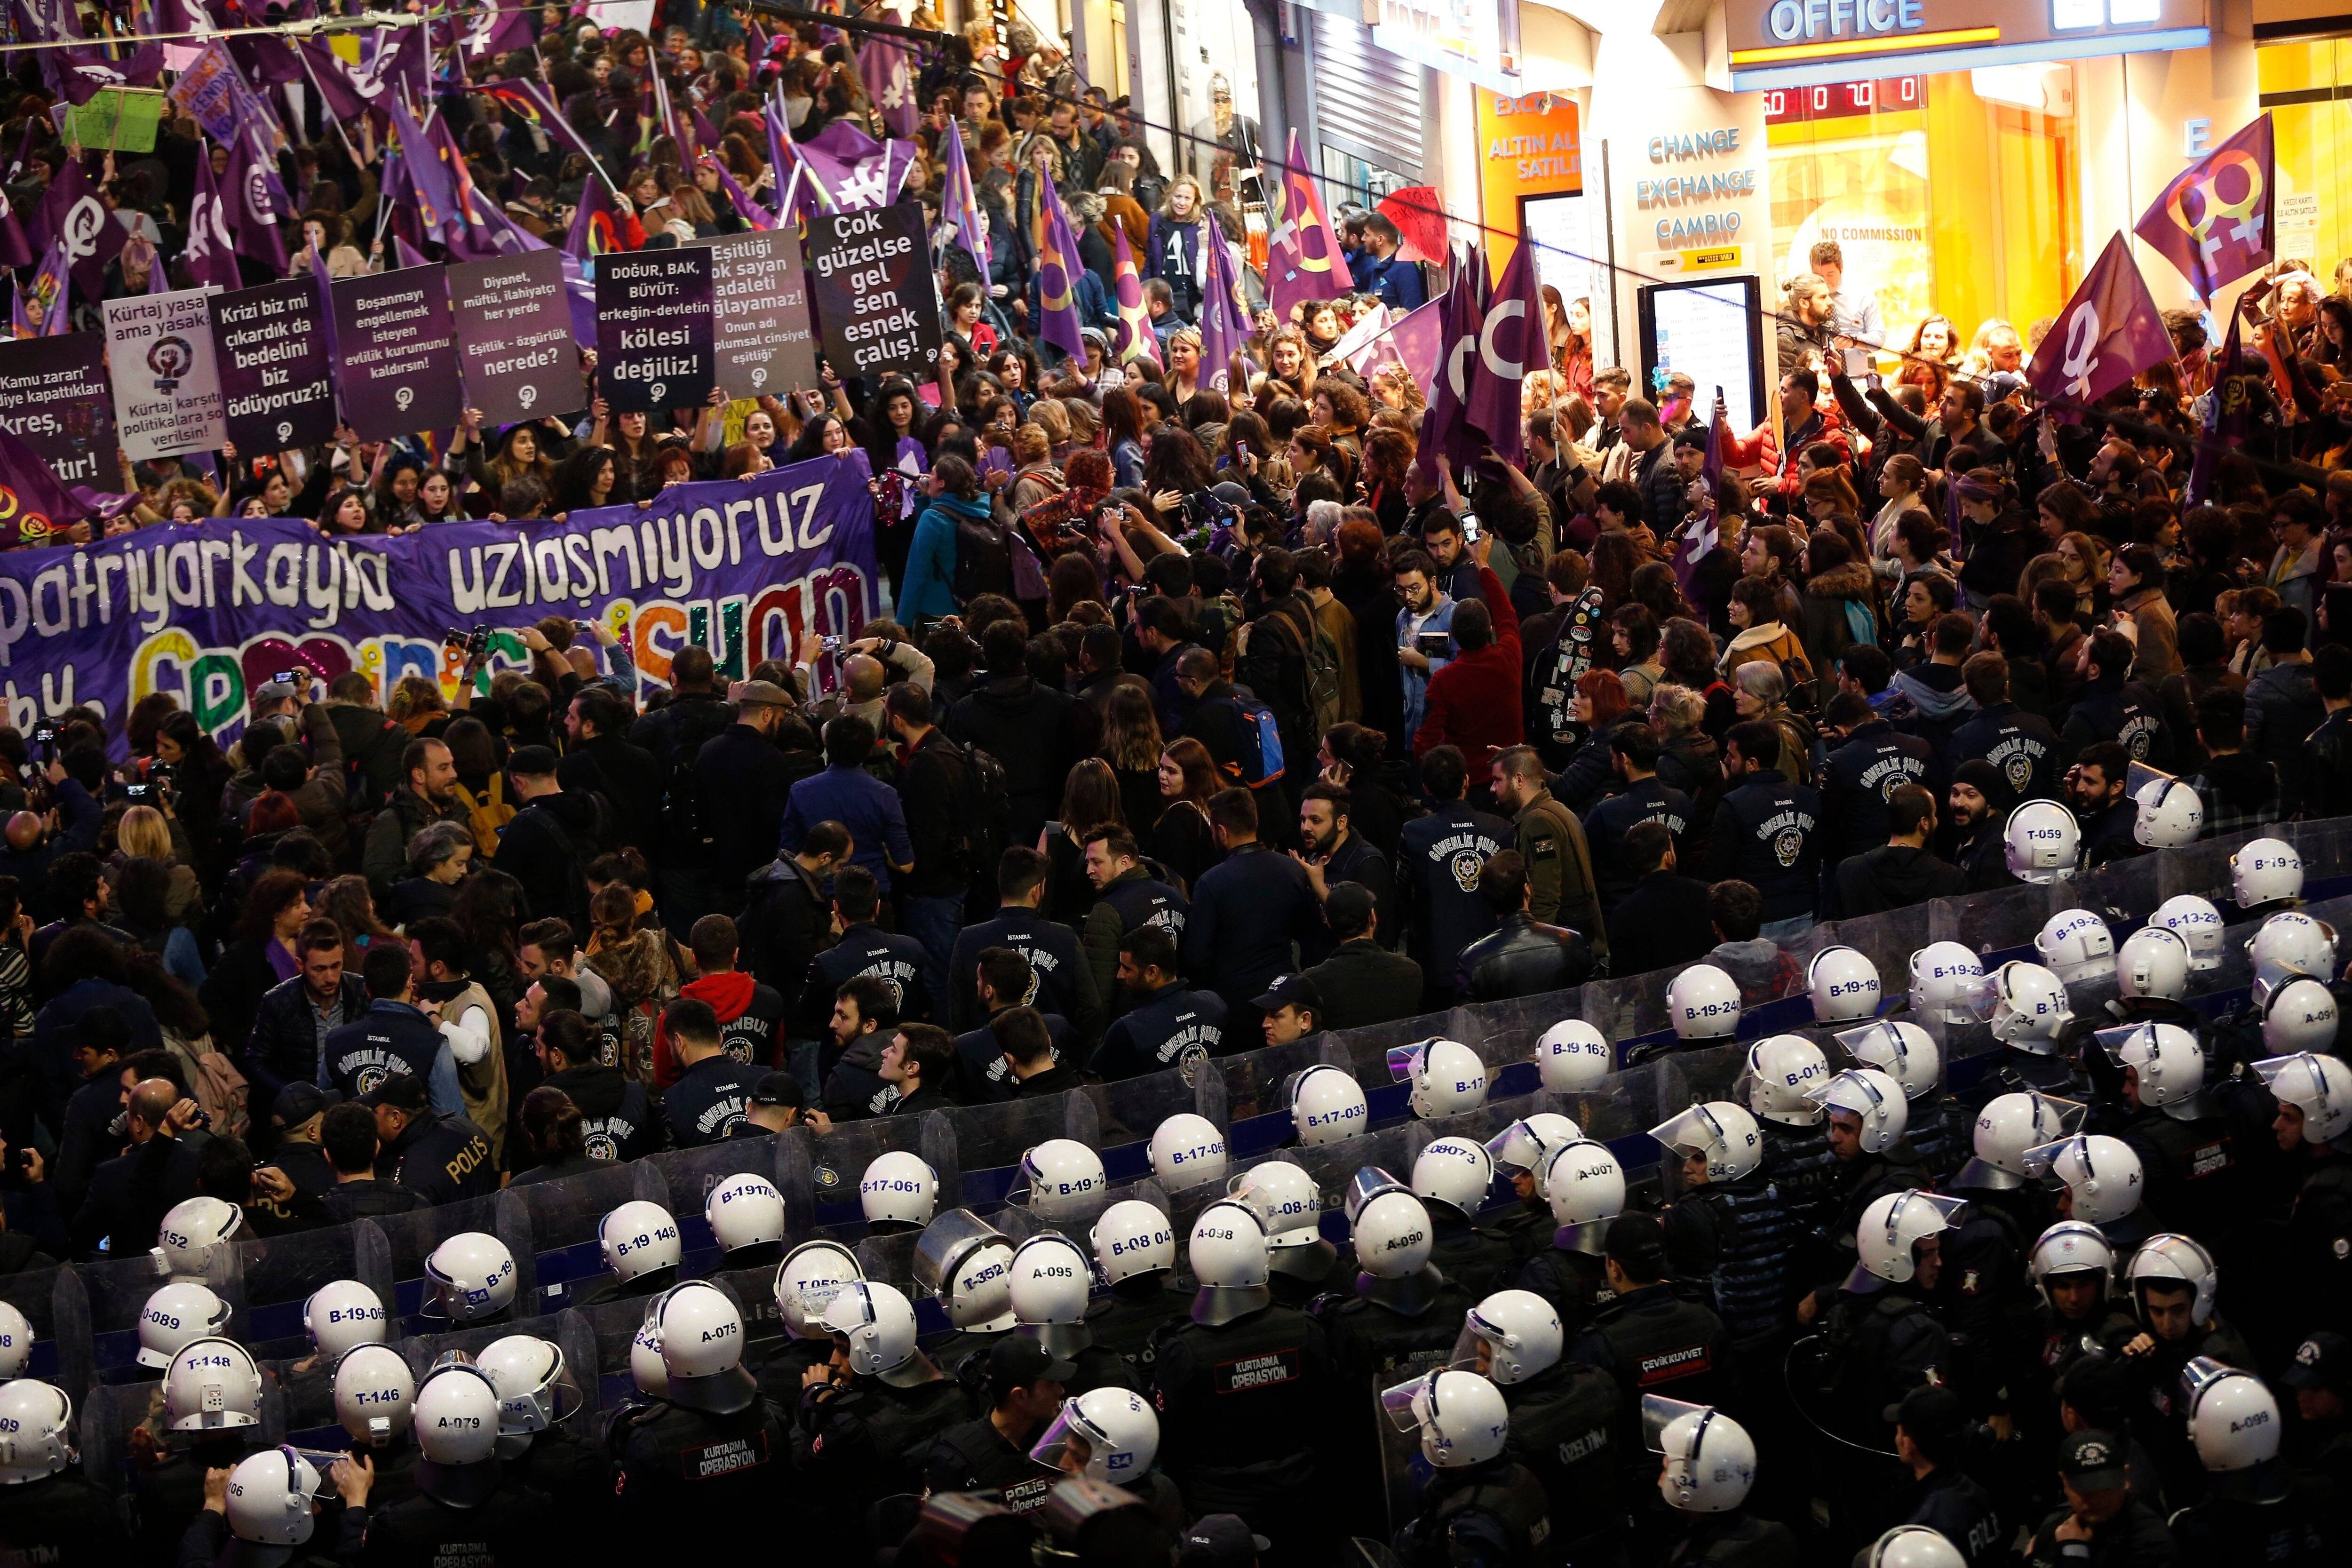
xmin=1229 ymin=694 xmax=1286 ymax=788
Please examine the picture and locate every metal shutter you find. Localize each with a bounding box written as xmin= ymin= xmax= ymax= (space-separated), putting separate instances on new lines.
xmin=1309 ymin=10 xmax=1425 ymax=181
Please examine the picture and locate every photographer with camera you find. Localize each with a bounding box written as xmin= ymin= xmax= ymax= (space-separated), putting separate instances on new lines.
xmin=65 ymin=1075 xmax=203 ymax=1261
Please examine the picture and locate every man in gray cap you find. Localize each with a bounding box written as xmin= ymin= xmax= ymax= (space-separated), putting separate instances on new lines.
xmin=694 ymin=679 xmax=804 ymax=912
xmin=492 ymin=745 xmax=599 ymax=932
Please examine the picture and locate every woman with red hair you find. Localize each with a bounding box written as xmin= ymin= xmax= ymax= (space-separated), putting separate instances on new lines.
xmin=1551 ymin=670 xmax=1633 ymax=812
xmin=1330 ymin=514 xmax=1405 ymax=744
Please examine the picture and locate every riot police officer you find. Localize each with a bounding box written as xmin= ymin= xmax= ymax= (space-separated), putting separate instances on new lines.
xmin=1482 ymin=1115 xmax=1581 ymax=1265
xmin=2165 ymin=1359 xmax=2329 ymax=1567
xmin=921 ymin=1337 xmax=1072 ymax=1514
xmin=1514 ymin=1139 xmax=1622 ymax=1341
xmin=1410 ymin=1138 xmax=1517 ymax=1299
xmin=1569 ymin=1215 xmax=1729 ymax=1507
xmin=2104 ymin=1024 xmax=2244 ymax=1244
xmin=1803 ymin=1069 xmax=1929 ymax=1312
xmin=1652 ymin=1102 xmax=1795 ymax=1352
xmin=2260 ymin=1052 xmax=2352 ymax=1341
xmin=0 ymin=1379 xmax=126 ymax=1563
xmin=1087 ymin=1200 xmax=1192 ymax=1378
xmin=474 ymin=1336 xmax=612 ymax=1552
xmin=1886 ymin=1386 xmax=2003 ymax=1567
xmin=355 ymin=1357 xmax=556 ymax=1563
xmin=1945 ymin=1093 xmax=2069 ymax=1408
xmin=611 ymin=1284 xmax=792 ymax=1549
xmin=1008 ymin=1233 xmax=1140 ymax=1398
xmin=1231 ymin=1157 xmax=1355 ymax=1308
xmin=1388 ymin=1370 xmax=1554 ymax=1568
xmin=1647 ymin=1397 xmax=1796 ymax=1566
xmin=136 ymin=1337 xmax=274 ymax=1559
xmin=2106 ymin=1234 xmax=2252 ymax=1506
xmin=790 ymin=1281 xmax=968 ymax=1557
xmin=1457 ymin=1291 xmax=1622 ymax=1564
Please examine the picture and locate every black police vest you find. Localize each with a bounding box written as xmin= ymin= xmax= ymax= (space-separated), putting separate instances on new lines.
xmin=1097 ymin=987 xmax=1225 ymax=1079
xmin=968 ymin=913 xmax=1088 ymax=1019
xmin=1903 ymin=1096 xmax=1970 ymax=1186
xmin=1430 ymin=1212 xmax=1518 ymax=1301
xmin=932 ymin=1418 xmax=1062 ymax=1513
xmin=1821 ymin=731 xmax=1933 ymax=860
xmin=1516 ymin=1246 xmax=1611 ymax=1342
xmin=1098 ymin=876 xmax=1188 ymax=942
xmin=1503 ymin=1364 xmax=1621 ymax=1534
xmin=1587 ymin=781 xmax=1694 ymax=904
xmin=1414 ymin=1462 xmax=1557 ymax=1568
xmin=1955 ymin=708 xmax=2058 ymax=804
xmin=0 ymin=1471 xmax=125 ymax=1565
xmin=1152 ymin=1306 xmax=1325 ymax=1505
xmin=1317 ymin=1281 xmax=1474 ymax=1388
xmin=1697 ymin=1178 xmax=1796 ymax=1344
xmin=816 ymin=927 xmax=930 ymax=1019
xmin=322 ymin=1003 xmax=441 ymax=1100
xmin=2125 ymin=1111 xmax=2240 ymax=1235
xmin=1588 ymin=1289 xmax=1724 ymax=1407
xmin=1759 ymin=1121 xmax=1840 ymax=1234
xmin=1089 ymin=1283 xmax=1192 ymax=1376
xmin=1400 ymin=807 xmax=1508 ymax=971
xmin=854 ymin=1379 xmax=971 ymax=1493
xmin=617 ymin=1399 xmax=788 ymax=1521
xmin=365 ymin=1483 xmax=550 ymax=1563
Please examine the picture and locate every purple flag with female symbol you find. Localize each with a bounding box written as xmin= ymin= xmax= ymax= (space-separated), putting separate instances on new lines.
xmin=1034 ymin=191 xmax=1089 ymax=361
xmin=2134 ymin=115 xmax=2273 ymax=301
xmin=222 ymin=136 xmax=289 ymax=272
xmin=182 ymin=149 xmax=243 ymax=293
xmin=1111 ymin=227 xmax=1161 ymax=371
xmin=1464 ymin=240 xmax=1544 ymax=467
xmin=2025 ymin=232 xmax=2174 ymax=413
xmin=39 ymin=159 xmax=124 ymax=303
xmin=941 ymin=124 xmax=989 ymax=276
xmin=1196 ymin=223 xmax=1249 ymax=393
xmin=795 ymin=120 xmax=916 ymax=212
xmin=858 ymin=33 xmax=921 ymax=139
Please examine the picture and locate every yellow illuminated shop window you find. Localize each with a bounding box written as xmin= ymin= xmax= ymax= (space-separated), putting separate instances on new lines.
xmin=2260 ymin=40 xmax=2352 ymax=279
xmin=1765 ymin=69 xmax=2079 ymax=369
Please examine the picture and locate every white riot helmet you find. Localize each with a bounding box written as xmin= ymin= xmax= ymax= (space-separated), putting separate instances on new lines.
xmin=0 ymin=1381 xmax=72 ymax=1483
xmin=2105 ymin=1023 xmax=2205 ymax=1112
xmin=1285 ymin=1064 xmax=1369 ymax=1146
xmin=152 ymin=1196 xmax=242 ymax=1281
xmin=1808 ymin=946 xmax=1883 ymax=1023
xmin=1032 ymin=1388 xmax=1159 ymax=1484
xmin=475 ymin=1335 xmax=576 ymax=1448
xmin=1381 ymin=1369 xmax=1510 ymax=1468
xmin=1649 ymin=1102 xmax=1763 ymax=1183
xmin=2028 ymin=1220 xmax=2117 ymax=1305
xmin=818 ymin=1281 xmax=927 ymax=1386
xmin=223 ymin=1448 xmax=328 ymax=1547
xmin=628 ymin=1318 xmax=667 ymax=1397
xmin=2034 ymin=909 xmax=2115 ymax=984
xmin=2232 ymin=836 xmax=2305 ymax=907
xmin=1013 ymin=1139 xmax=1108 ymax=1224
xmin=1985 ymin=961 xmax=2073 ymax=1050
xmin=1909 ymin=942 xmax=1986 ymax=1026
xmin=2132 ymin=776 xmax=2204 ymax=848
xmin=2182 ymin=1357 xmax=2279 ymax=1472
xmin=1666 ymin=965 xmax=1740 ymax=1040
xmin=1148 ymin=1114 xmax=1229 ymax=1192
xmin=165 ymin=1337 xmax=262 ymax=1432
xmin=914 ymin=1212 xmax=1017 ymax=1332
xmin=650 ymin=1282 xmax=755 ymax=1412
xmin=1740 ymin=1034 xmax=1828 ymax=1127
xmin=413 ymin=1359 xmax=503 ymax=1465
xmin=2115 ymin=926 xmax=2190 ymax=1002
xmin=2256 ymin=1051 xmax=2352 ymax=1144
xmin=1540 ymin=1141 xmax=1626 ymax=1235
xmin=1860 ymin=1526 xmax=1969 ymax=1568
xmin=1808 ymin=1069 xmax=1909 ymax=1154
xmin=1850 ymin=1191 xmax=1967 ymax=1291
xmin=705 ymin=1173 xmax=788 ymax=1254
xmin=2129 ymin=1232 xmax=2219 ymax=1327
xmin=1485 ymin=1113 xmax=1582 ymax=1184
xmin=1956 ymin=1092 xmax=2083 ymax=1191
xmin=1647 ymin=1396 xmax=1756 ymax=1513
xmin=1009 ymin=1234 xmax=1095 ymax=1332
xmin=1841 ymin=1020 xmax=1941 ymax=1101
xmin=2004 ymin=800 xmax=2079 ymax=883
xmin=1344 ymin=1171 xmax=1434 ymax=1280
xmin=332 ymin=1343 xmax=415 ymax=1446
xmin=1534 ymin=1020 xmax=1612 ymax=1091
xmin=1090 ymin=1200 xmax=1176 ymax=1286
xmin=425 ymin=1233 xmax=517 ymax=1323
xmin=1188 ymin=1200 xmax=1271 ymax=1324
xmin=1226 ymin=1161 xmax=1322 ymax=1250
xmin=2023 ymin=1135 xmax=2143 ymax=1226
xmin=1454 ymin=1290 xmax=1562 ymax=1386
xmin=859 ymin=1151 xmax=938 ymax=1231
xmin=598 ymin=1201 xmax=681 ymax=1283
xmin=1391 ymin=1038 xmax=1489 ymax=1120
xmin=0 ymin=1304 xmax=31 ymax=1379
xmin=1412 ymin=1137 xmax=1495 ymax=1217
xmin=774 ymin=1240 xmax=863 ymax=1337
xmin=2152 ymin=895 xmax=2226 ymax=971
xmin=2262 ymin=973 xmax=2340 ymax=1054
xmin=137 ymin=1281 xmax=233 ymax=1369
xmin=2249 ymin=911 xmax=2337 ymax=983
xmin=302 ymin=1281 xmax=386 ymax=1362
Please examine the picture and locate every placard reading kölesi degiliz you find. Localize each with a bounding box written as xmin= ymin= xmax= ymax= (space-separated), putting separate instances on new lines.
xmin=807 ymin=201 xmax=944 ymax=382
xmin=595 ymin=247 xmax=715 ymax=414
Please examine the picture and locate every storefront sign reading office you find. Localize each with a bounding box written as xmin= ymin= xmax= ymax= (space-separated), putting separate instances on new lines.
xmin=1637 ymin=127 xmax=1757 ymax=249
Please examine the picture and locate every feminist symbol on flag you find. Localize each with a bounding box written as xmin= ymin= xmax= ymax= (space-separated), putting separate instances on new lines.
xmin=2165 ymin=150 xmax=2266 ymax=269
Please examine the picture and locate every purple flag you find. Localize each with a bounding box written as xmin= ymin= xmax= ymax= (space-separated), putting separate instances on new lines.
xmin=567 ymin=176 xmax=626 ymax=258
xmin=395 ymin=236 xmax=435 ymax=270
xmin=1197 ymin=223 xmax=1249 ymax=395
xmin=0 ymin=416 xmax=88 ymax=530
xmin=386 ymin=94 xmax=462 ymax=244
xmin=2025 ymin=232 xmax=2174 ymax=412
xmin=449 ymin=0 xmax=535 ymax=69
xmin=796 ymin=120 xmax=915 ymax=212
xmin=299 ymin=38 xmax=380 ymax=122
xmin=941 ymin=124 xmax=990 ymax=277
xmin=0 ymin=185 xmax=32 ymax=271
xmin=40 ymin=159 xmax=125 ymax=304
xmin=307 ymin=246 xmax=341 ymax=368
xmin=2135 ymin=115 xmax=2273 ymax=301
xmin=858 ymin=34 xmax=920 ymax=139
xmin=1264 ymin=129 xmax=1350 ymax=326
xmin=183 ymin=149 xmax=243 ymax=293
xmin=1416 ymin=248 xmax=1487 ymax=483
xmin=702 ymin=157 xmax=772 ymax=232
xmin=12 ymin=236 xmax=67 ymax=337
xmin=222 ymin=136 xmax=289 ymax=272
xmin=1111 ymin=227 xmax=1160 ymax=372
xmin=1035 ymin=190 xmax=1088 ymax=362
xmin=1464 ymin=240 xmax=1544 ymax=468
xmin=1389 ymin=298 xmax=1443 ymax=400
xmin=9 ymin=0 xmax=119 ymax=108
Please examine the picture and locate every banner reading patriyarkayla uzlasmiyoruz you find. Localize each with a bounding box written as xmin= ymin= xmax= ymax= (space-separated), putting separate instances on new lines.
xmin=0 ymin=451 xmax=880 ymax=744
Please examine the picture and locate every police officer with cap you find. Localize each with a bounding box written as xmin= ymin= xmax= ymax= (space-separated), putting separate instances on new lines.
xmin=363 ymin=1074 xmax=496 ymax=1207
xmin=1887 ymin=1386 xmax=2002 ymax=1566
xmin=612 ymin=1283 xmax=790 ymax=1549
xmin=921 ymin=1337 xmax=1072 ymax=1512
xmin=2280 ymin=1331 xmax=2352 ymax=1491
xmin=1569 ymin=1214 xmax=1729 ymax=1499
xmin=2022 ymin=1429 xmax=2175 ymax=1568
xmin=248 ymin=1082 xmax=338 ymax=1232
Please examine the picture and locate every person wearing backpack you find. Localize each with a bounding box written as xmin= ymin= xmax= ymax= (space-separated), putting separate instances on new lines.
xmin=944 ymin=621 xmax=1083 ymax=855
xmin=493 ymin=748 xmax=602 ymax=934
xmin=898 ymin=455 xmax=993 ymax=624
xmin=1236 ymin=549 xmax=1333 ymax=818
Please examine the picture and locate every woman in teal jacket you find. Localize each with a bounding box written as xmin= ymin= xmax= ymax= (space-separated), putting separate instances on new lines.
xmin=897 ymin=454 xmax=988 ymax=623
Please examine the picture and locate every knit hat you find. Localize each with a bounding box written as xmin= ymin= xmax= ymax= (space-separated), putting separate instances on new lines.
xmin=1950 ymin=757 xmax=2016 ymax=816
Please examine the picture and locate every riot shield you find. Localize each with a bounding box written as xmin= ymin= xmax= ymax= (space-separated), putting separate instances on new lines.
xmin=0 ymin=1266 xmax=85 ymax=1401
xmin=643 ymin=1131 xmax=793 ymax=1254
xmin=233 ymin=1222 xmax=398 ymax=1361
xmin=2076 ymin=851 xmax=2165 ymax=928
xmin=1316 ymin=1006 xmax=1469 ymax=1089
xmin=366 ymin=1195 xmax=529 ymax=1329
xmin=1089 ymin=1062 xmax=1210 ymax=1151
xmin=496 ymin=1162 xmax=667 ymax=1314
xmin=256 ymin=1349 xmax=342 ymax=1449
xmin=1213 ymin=1037 xmax=1327 ymax=1125
xmin=1933 ymin=878 xmax=2058 ymax=961
xmin=74 ymin=1249 xmax=247 ymax=1384
xmin=78 ymin=1365 xmax=287 ymax=1495
xmin=2157 ymin=831 xmax=2246 ymax=906
xmin=853 ymin=1229 xmax=925 ymax=1297
xmin=936 ymin=1091 xmax=1098 ymax=1212
xmin=398 ymin=1300 xmax=601 ymax=1429
xmin=1822 ymin=901 xmax=1937 ymax=1007
xmin=803 ymin=1114 xmax=959 ymax=1221
xmin=572 ymin=1293 xmax=663 ymax=1411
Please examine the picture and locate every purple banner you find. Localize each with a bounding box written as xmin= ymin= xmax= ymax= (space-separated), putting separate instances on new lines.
xmin=330 ymin=266 xmax=465 ymax=441
xmin=0 ymin=453 xmax=881 ymax=746
xmin=449 ymin=251 xmax=581 ymax=426
xmin=596 ymin=247 xmax=715 ymax=414
xmin=0 ymin=331 xmax=116 ymax=487
xmin=212 ymin=279 xmax=338 ymax=455
xmin=696 ymin=228 xmax=820 ymax=398
xmin=805 ymin=202 xmax=943 ymax=382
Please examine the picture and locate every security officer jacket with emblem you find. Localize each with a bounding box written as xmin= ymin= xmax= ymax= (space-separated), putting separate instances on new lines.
xmin=1089 ymin=978 xmax=1227 ymax=1083
xmin=1817 ymin=717 xmax=1938 ymax=866
xmin=612 ymin=1394 xmax=792 ymax=1550
xmin=1511 ymin=789 xmax=1606 ymax=963
xmin=1815 ymin=1283 xmax=1953 ymax=1443
xmin=922 ymin=1416 xmax=1065 ymax=1513
xmin=2282 ymin=1145 xmax=2352 ymax=1339
xmin=1148 ymin=1300 xmax=1334 ymax=1524
xmin=1392 ymin=1453 xmax=1558 ymax=1568
xmin=1396 ymin=802 xmax=1510 ymax=995
xmin=954 ymin=1011 xmax=1079 ymax=1102
xmin=2059 ymin=674 xmax=2166 ymax=767
xmin=663 ymin=1050 xmax=764 ymax=1146
xmin=949 ymin=907 xmax=1104 ymax=1039
xmin=800 ymin=922 xmax=934 ymax=1051
xmin=1949 ymin=701 xmax=2061 ymax=805
xmin=540 ymin=1062 xmax=662 ymax=1162
xmin=1702 ymin=773 xmax=1823 ymax=923
xmin=320 ymin=999 xmax=449 ymax=1106
xmin=1661 ymin=1175 xmax=1796 ymax=1349
xmin=1585 ymin=777 xmax=1695 ymax=910
xmin=1080 ymin=868 xmax=1189 ymax=1014
xmin=382 ymin=1107 xmax=497 ymax=1206
xmin=1569 ymin=1281 xmax=1729 ymax=1492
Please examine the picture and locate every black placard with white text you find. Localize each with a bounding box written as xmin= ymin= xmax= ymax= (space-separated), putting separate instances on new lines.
xmin=805 ymin=201 xmax=943 ymax=382
xmin=595 ymin=247 xmax=714 ymax=414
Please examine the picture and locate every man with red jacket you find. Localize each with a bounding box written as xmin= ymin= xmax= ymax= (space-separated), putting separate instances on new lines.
xmin=1412 ymin=546 xmax=1522 ymax=774
xmin=651 ymin=915 xmax=789 ymax=1084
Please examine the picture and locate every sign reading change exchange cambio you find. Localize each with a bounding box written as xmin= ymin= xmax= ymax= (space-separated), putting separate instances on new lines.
xmin=596 ymin=247 xmax=715 ymax=414
xmin=806 ymin=201 xmax=943 ymax=382
xmin=102 ymin=287 xmax=226 ymax=461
